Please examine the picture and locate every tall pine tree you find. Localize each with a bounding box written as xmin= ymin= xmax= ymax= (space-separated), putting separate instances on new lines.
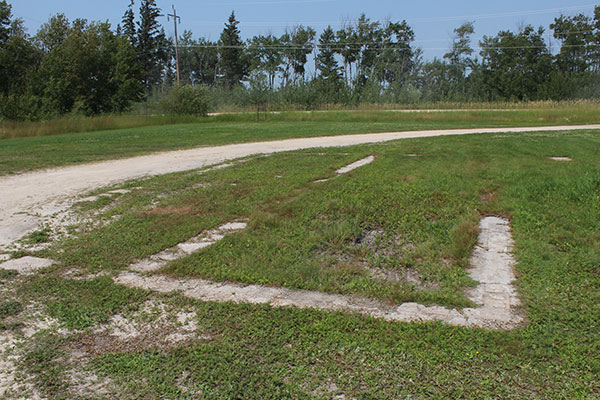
xmin=121 ymin=0 xmax=136 ymax=47
xmin=219 ymin=11 xmax=248 ymax=87
xmin=136 ymin=0 xmax=168 ymax=91
xmin=316 ymin=26 xmax=341 ymax=83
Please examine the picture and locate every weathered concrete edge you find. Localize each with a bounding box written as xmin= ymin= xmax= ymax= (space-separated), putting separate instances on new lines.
xmin=114 ymin=217 xmax=524 ymax=330
xmin=114 ymin=272 xmax=522 ymax=330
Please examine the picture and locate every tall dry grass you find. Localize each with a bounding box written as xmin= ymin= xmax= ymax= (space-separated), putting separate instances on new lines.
xmin=1 ymin=100 xmax=598 ymax=139
xmin=0 ymin=115 xmax=204 ymax=139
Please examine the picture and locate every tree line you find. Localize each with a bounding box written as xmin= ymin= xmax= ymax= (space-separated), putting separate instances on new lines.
xmin=1 ymin=0 xmax=599 ymax=120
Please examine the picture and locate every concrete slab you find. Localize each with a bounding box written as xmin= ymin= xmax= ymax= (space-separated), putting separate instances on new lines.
xmin=0 ymin=256 xmax=54 ymax=273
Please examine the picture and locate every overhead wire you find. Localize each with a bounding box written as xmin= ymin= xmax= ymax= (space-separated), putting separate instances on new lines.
xmin=183 ymin=4 xmax=598 ymax=27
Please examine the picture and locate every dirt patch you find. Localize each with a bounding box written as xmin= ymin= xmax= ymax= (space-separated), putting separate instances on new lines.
xmin=320 ymin=229 xmax=431 ymax=288
xmin=66 ymin=361 xmax=117 ymax=400
xmin=368 ymin=266 xmax=437 ymax=289
xmin=353 ymin=229 xmax=385 ymax=248
xmin=480 ymin=192 xmax=497 ymax=202
xmin=144 ymin=205 xmax=196 ymax=216
xmin=74 ymin=301 xmax=209 ymax=356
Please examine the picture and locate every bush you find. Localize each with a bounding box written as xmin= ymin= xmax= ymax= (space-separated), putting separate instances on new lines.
xmin=159 ymin=85 xmax=209 ymax=116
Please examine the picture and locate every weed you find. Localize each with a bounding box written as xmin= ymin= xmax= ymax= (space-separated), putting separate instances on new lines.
xmin=27 ymin=227 xmax=51 ymax=244
xmin=0 ymin=300 xmax=22 ymax=319
xmin=22 ymin=332 xmax=69 ymax=398
xmin=450 ymin=211 xmax=482 ymax=267
xmin=20 ymin=276 xmax=148 ymax=330
xmin=0 ymin=269 xmax=18 ymax=281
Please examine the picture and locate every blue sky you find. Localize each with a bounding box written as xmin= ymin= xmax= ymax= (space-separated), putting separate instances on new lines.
xmin=9 ymin=0 xmax=599 ymax=60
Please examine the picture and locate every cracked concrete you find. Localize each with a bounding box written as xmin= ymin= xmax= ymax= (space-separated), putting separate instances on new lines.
xmin=115 ymin=216 xmax=523 ymax=329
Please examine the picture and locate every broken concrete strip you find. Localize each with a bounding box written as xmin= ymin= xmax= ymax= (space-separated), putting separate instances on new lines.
xmin=335 ymin=155 xmax=375 ymax=174
xmin=116 ymin=216 xmax=523 ymax=329
xmin=0 ymin=256 xmax=54 ymax=274
xmin=548 ymin=156 xmax=572 ymax=162
xmin=130 ymin=222 xmax=248 ymax=273
xmin=314 ymin=155 xmax=375 ymax=183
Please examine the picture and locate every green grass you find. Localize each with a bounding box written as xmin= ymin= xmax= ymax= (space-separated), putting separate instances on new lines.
xmin=50 ymin=129 xmax=599 ymax=310
xmin=7 ymin=128 xmax=600 ymax=399
xmin=1 ymin=106 xmax=599 ymax=175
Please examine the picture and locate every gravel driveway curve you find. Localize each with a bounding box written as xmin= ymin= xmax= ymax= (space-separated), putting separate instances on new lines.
xmin=1 ymin=124 xmax=598 ymax=249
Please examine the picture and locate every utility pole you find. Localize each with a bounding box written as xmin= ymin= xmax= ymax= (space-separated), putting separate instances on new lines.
xmin=167 ymin=5 xmax=181 ymax=84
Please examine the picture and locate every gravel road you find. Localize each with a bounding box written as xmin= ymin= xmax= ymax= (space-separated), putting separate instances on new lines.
xmin=1 ymin=125 xmax=598 ymax=250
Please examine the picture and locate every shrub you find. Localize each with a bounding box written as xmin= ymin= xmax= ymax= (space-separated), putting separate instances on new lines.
xmin=159 ymin=85 xmax=209 ymax=116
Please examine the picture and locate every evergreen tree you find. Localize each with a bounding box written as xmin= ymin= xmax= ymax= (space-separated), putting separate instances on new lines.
xmin=137 ymin=0 xmax=168 ymax=91
xmin=0 ymin=0 xmax=10 ymax=45
xmin=316 ymin=26 xmax=341 ymax=83
xmin=121 ymin=0 xmax=136 ymax=46
xmin=316 ymin=26 xmax=342 ymax=102
xmin=219 ymin=11 xmax=248 ymax=87
xmin=444 ymin=22 xmax=475 ymax=67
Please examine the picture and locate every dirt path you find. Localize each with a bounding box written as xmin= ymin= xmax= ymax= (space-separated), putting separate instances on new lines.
xmin=1 ymin=124 xmax=598 ymax=250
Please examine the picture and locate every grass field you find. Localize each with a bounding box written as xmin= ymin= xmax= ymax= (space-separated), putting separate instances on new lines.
xmin=2 ymin=127 xmax=598 ymax=399
xmin=1 ymin=105 xmax=599 ymax=175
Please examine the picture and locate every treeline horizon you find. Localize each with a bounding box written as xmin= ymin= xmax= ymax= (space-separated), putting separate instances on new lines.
xmin=1 ymin=0 xmax=599 ymax=120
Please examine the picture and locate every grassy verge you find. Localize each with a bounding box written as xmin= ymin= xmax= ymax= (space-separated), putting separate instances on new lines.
xmin=1 ymin=106 xmax=599 ymax=175
xmin=3 ymin=100 xmax=598 ymax=140
xmin=4 ymin=129 xmax=599 ymax=399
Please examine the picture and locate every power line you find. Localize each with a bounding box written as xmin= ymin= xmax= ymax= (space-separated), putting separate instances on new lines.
xmin=142 ymin=43 xmax=599 ymax=52
xmin=183 ymin=4 xmax=598 ymax=27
